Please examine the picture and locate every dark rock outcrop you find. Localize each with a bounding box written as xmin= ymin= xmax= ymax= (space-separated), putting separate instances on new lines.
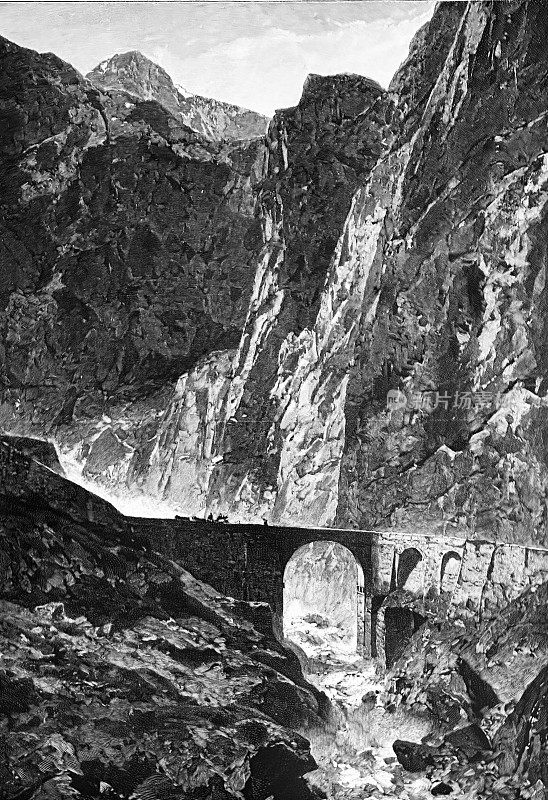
xmin=0 ymin=433 xmax=64 ymax=473
xmin=385 ymin=578 xmax=548 ymax=794
xmin=0 ymin=437 xmax=326 ymax=799
xmin=431 ymin=782 xmax=454 ymax=796
xmin=392 ymin=740 xmax=439 ymax=772
xmin=0 ymin=34 xmax=265 ymax=443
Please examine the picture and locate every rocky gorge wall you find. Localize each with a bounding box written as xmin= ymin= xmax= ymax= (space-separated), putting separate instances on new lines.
xmin=125 ymin=70 xmax=393 ymax=520
xmin=0 ymin=34 xmax=266 ymax=494
xmin=122 ymin=0 xmax=548 ymax=549
xmin=3 ymin=2 xmax=548 ymax=553
xmin=336 ymin=0 xmax=548 ymax=546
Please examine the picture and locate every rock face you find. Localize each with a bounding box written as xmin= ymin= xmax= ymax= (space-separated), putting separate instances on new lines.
xmin=385 ymin=580 xmax=548 ymax=795
xmin=0 ymin=35 xmax=266 ymax=472
xmin=108 ymin=0 xmax=548 ymax=544
xmin=335 ymin=0 xmax=548 ymax=545
xmin=3 ymin=1 xmax=548 ymax=546
xmin=86 ymin=51 xmax=269 ymax=142
xmin=128 ymin=71 xmax=393 ymax=520
xmin=0 ymin=436 xmax=327 ymax=799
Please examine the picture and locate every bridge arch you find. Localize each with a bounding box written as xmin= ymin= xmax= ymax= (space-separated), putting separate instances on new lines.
xmin=283 ymin=540 xmax=366 ymax=655
xmin=396 ymin=547 xmax=424 ymax=592
xmin=440 ymin=550 xmax=462 ymax=593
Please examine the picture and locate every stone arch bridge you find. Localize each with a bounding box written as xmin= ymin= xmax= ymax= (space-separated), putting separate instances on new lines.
xmin=136 ymin=517 xmax=548 ymax=664
xmin=2 ymin=435 xmax=547 ymax=666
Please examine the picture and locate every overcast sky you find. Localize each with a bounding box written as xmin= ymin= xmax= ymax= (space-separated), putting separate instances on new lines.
xmin=1 ymin=1 xmax=436 ymax=115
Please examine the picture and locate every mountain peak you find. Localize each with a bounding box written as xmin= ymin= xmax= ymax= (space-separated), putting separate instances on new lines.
xmin=86 ymin=51 xmax=184 ymax=116
xmin=92 ymin=50 xmax=167 ymax=72
xmin=86 ymin=51 xmax=269 ymax=142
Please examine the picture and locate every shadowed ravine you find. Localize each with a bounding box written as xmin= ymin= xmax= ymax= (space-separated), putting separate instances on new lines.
xmin=283 ymin=549 xmax=438 ymax=798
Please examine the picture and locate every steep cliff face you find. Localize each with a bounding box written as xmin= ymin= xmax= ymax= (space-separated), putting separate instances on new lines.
xmin=0 ymin=36 xmax=266 ymax=476
xmin=3 ymin=2 xmax=548 ymax=544
xmin=87 ymin=51 xmax=269 ymax=142
xmin=336 ymin=0 xmax=548 ymax=543
xmin=135 ymin=0 xmax=548 ymax=541
xmin=123 ymin=4 xmax=457 ymax=520
xmin=130 ymin=72 xmax=393 ymax=519
xmin=274 ymin=0 xmax=548 ymax=540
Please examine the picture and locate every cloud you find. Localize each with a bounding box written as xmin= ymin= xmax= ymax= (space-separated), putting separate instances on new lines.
xmin=150 ymin=7 xmax=435 ymax=114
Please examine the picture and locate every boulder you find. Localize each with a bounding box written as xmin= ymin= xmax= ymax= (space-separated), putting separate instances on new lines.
xmin=431 ymin=782 xmax=453 ymax=796
xmin=392 ymin=740 xmax=441 ymax=773
xmin=444 ymin=724 xmax=492 ymax=760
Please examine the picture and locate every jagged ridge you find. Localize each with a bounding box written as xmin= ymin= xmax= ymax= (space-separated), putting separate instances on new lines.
xmin=86 ymin=51 xmax=269 ymax=142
